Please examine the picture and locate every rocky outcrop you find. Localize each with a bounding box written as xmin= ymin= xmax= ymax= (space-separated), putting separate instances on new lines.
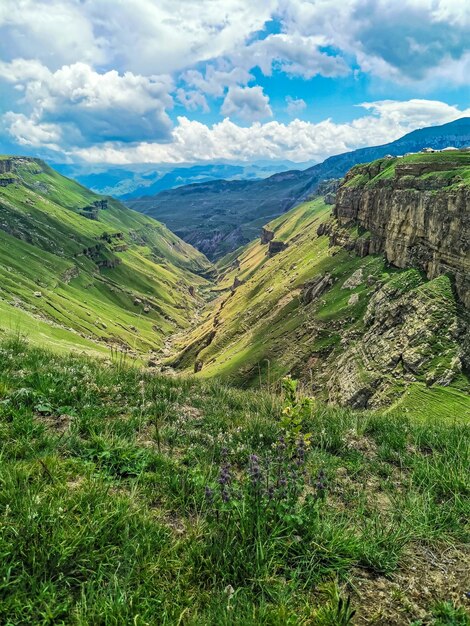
xmin=231 ymin=276 xmax=243 ymax=291
xmin=61 ymin=266 xmax=80 ymax=284
xmin=316 ymin=178 xmax=341 ymax=204
xmin=333 ymin=161 xmax=470 ymax=308
xmin=301 ymin=273 xmax=333 ymax=304
xmin=327 ymin=273 xmax=468 ymax=408
xmin=268 ymin=240 xmax=287 ymax=256
xmin=342 ymin=268 xmax=363 ymax=290
xmin=79 ymin=199 xmax=108 ymax=220
xmin=260 ymin=228 xmax=275 ymax=244
xmin=0 ymin=159 xmax=13 ymax=174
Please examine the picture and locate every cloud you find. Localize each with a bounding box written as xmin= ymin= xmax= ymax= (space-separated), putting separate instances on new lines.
xmin=176 ymin=89 xmax=210 ymax=113
xmin=182 ymin=65 xmax=254 ymax=98
xmin=286 ymin=96 xmax=307 ymax=116
xmin=0 ymin=61 xmax=174 ymax=145
xmin=0 ymin=1 xmax=468 ymax=161
xmin=0 ymin=1 xmax=105 ymax=69
xmin=72 ymin=99 xmax=470 ymax=165
xmin=240 ymin=33 xmax=349 ymax=79
xmin=359 ymin=98 xmax=469 ymax=129
xmin=2 ymin=112 xmax=62 ymax=150
xmin=221 ymin=86 xmax=272 ymax=122
xmin=280 ymin=0 xmax=470 ymax=85
xmin=0 ymin=0 xmax=277 ymax=74
xmin=0 ymin=0 xmax=467 ymax=90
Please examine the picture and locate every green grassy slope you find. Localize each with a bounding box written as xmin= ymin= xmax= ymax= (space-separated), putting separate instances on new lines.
xmin=169 ymin=191 xmax=470 ymax=414
xmin=0 ymin=338 xmax=468 ymax=625
xmin=0 ymin=157 xmax=213 ymax=356
xmin=345 ymin=151 xmax=470 ymax=189
xmin=169 ymin=197 xmax=383 ymax=381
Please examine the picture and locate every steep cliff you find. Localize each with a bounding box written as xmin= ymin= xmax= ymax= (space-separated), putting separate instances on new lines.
xmin=332 ymin=152 xmax=470 ymax=308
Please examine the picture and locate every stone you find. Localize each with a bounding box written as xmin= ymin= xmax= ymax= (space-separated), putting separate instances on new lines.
xmin=348 ymin=293 xmax=359 ymax=306
xmin=268 ymin=240 xmax=287 ymax=256
xmin=260 ymin=228 xmax=275 ymax=244
xmin=342 ymin=269 xmax=364 ymax=290
xmin=301 ymin=273 xmax=333 ymax=304
xmin=231 ymin=276 xmax=243 ymax=291
xmin=33 ymin=291 xmax=42 ymax=298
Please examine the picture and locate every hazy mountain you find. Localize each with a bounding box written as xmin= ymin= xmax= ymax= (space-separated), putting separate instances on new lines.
xmin=54 ymin=161 xmax=307 ymax=199
xmin=128 ymin=117 xmax=470 ymax=259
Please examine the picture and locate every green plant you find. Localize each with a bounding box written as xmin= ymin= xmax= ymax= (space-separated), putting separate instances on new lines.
xmin=280 ymin=376 xmax=313 ymax=449
xmin=314 ymin=585 xmax=356 ymax=625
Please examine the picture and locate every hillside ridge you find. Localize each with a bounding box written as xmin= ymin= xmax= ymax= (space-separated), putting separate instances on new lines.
xmin=168 ymin=151 xmax=470 ymax=413
xmin=0 ymin=155 xmax=213 ymax=357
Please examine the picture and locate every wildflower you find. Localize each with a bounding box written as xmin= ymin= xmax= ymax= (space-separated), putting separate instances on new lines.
xmin=294 ymin=438 xmax=306 ymax=467
xmin=248 ymin=454 xmax=262 ymax=485
xmin=315 ymin=468 xmax=327 ymax=499
xmin=205 ymin=486 xmax=214 ymax=505
xmin=218 ymin=450 xmax=232 ymax=502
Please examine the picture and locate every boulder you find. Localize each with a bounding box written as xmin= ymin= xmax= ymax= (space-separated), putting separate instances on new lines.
xmin=301 ymin=273 xmax=333 ymax=304
xmin=342 ymin=268 xmax=364 ymax=290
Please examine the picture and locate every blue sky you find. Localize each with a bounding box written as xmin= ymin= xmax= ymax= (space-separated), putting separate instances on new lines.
xmin=0 ymin=0 xmax=468 ymax=165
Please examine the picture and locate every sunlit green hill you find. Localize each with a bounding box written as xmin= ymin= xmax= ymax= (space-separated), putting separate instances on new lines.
xmin=0 ymin=156 xmax=213 ymax=356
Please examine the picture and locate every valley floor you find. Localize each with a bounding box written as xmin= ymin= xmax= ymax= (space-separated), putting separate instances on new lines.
xmin=1 ymin=337 xmax=469 ymax=625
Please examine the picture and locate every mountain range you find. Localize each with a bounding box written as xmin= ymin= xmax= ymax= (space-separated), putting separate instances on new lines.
xmin=128 ymin=117 xmax=470 ymax=259
xmin=54 ymin=161 xmax=304 ymax=200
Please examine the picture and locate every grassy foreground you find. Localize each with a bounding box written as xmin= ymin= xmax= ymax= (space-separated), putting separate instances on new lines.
xmin=0 ymin=337 xmax=469 ymax=625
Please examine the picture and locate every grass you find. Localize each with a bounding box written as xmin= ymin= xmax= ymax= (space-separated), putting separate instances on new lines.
xmin=345 ymin=151 xmax=470 ymax=190
xmin=0 ymin=156 xmax=212 ymax=356
xmin=0 ymin=336 xmax=469 ymax=625
xmin=171 ymin=197 xmax=469 ymax=414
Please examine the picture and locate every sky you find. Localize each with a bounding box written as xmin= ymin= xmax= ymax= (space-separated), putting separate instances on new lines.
xmin=0 ymin=0 xmax=469 ymax=165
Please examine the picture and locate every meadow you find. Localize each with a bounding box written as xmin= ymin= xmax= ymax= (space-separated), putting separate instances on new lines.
xmin=0 ymin=335 xmax=468 ymax=625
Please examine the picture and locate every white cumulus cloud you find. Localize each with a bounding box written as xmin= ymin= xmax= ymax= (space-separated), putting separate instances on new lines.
xmin=0 ymin=60 xmax=174 ymax=145
xmin=72 ymin=100 xmax=470 ymax=165
xmin=221 ymin=86 xmax=273 ymax=122
xmin=286 ymin=96 xmax=307 ymax=116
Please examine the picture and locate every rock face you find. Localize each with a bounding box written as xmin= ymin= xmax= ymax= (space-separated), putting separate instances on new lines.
xmin=316 ymin=178 xmax=341 ymax=204
xmin=342 ymin=268 xmax=363 ymax=290
xmin=0 ymin=159 xmax=13 ymax=174
xmin=268 ymin=240 xmax=287 ymax=256
xmin=301 ymin=273 xmax=333 ymax=304
xmin=260 ymin=228 xmax=275 ymax=244
xmin=333 ymin=161 xmax=470 ymax=309
xmin=327 ymin=273 xmax=468 ymax=408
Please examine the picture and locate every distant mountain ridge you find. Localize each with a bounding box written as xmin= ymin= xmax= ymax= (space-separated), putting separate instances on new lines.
xmin=128 ymin=117 xmax=470 ymax=259
xmin=54 ymin=161 xmax=302 ymax=199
